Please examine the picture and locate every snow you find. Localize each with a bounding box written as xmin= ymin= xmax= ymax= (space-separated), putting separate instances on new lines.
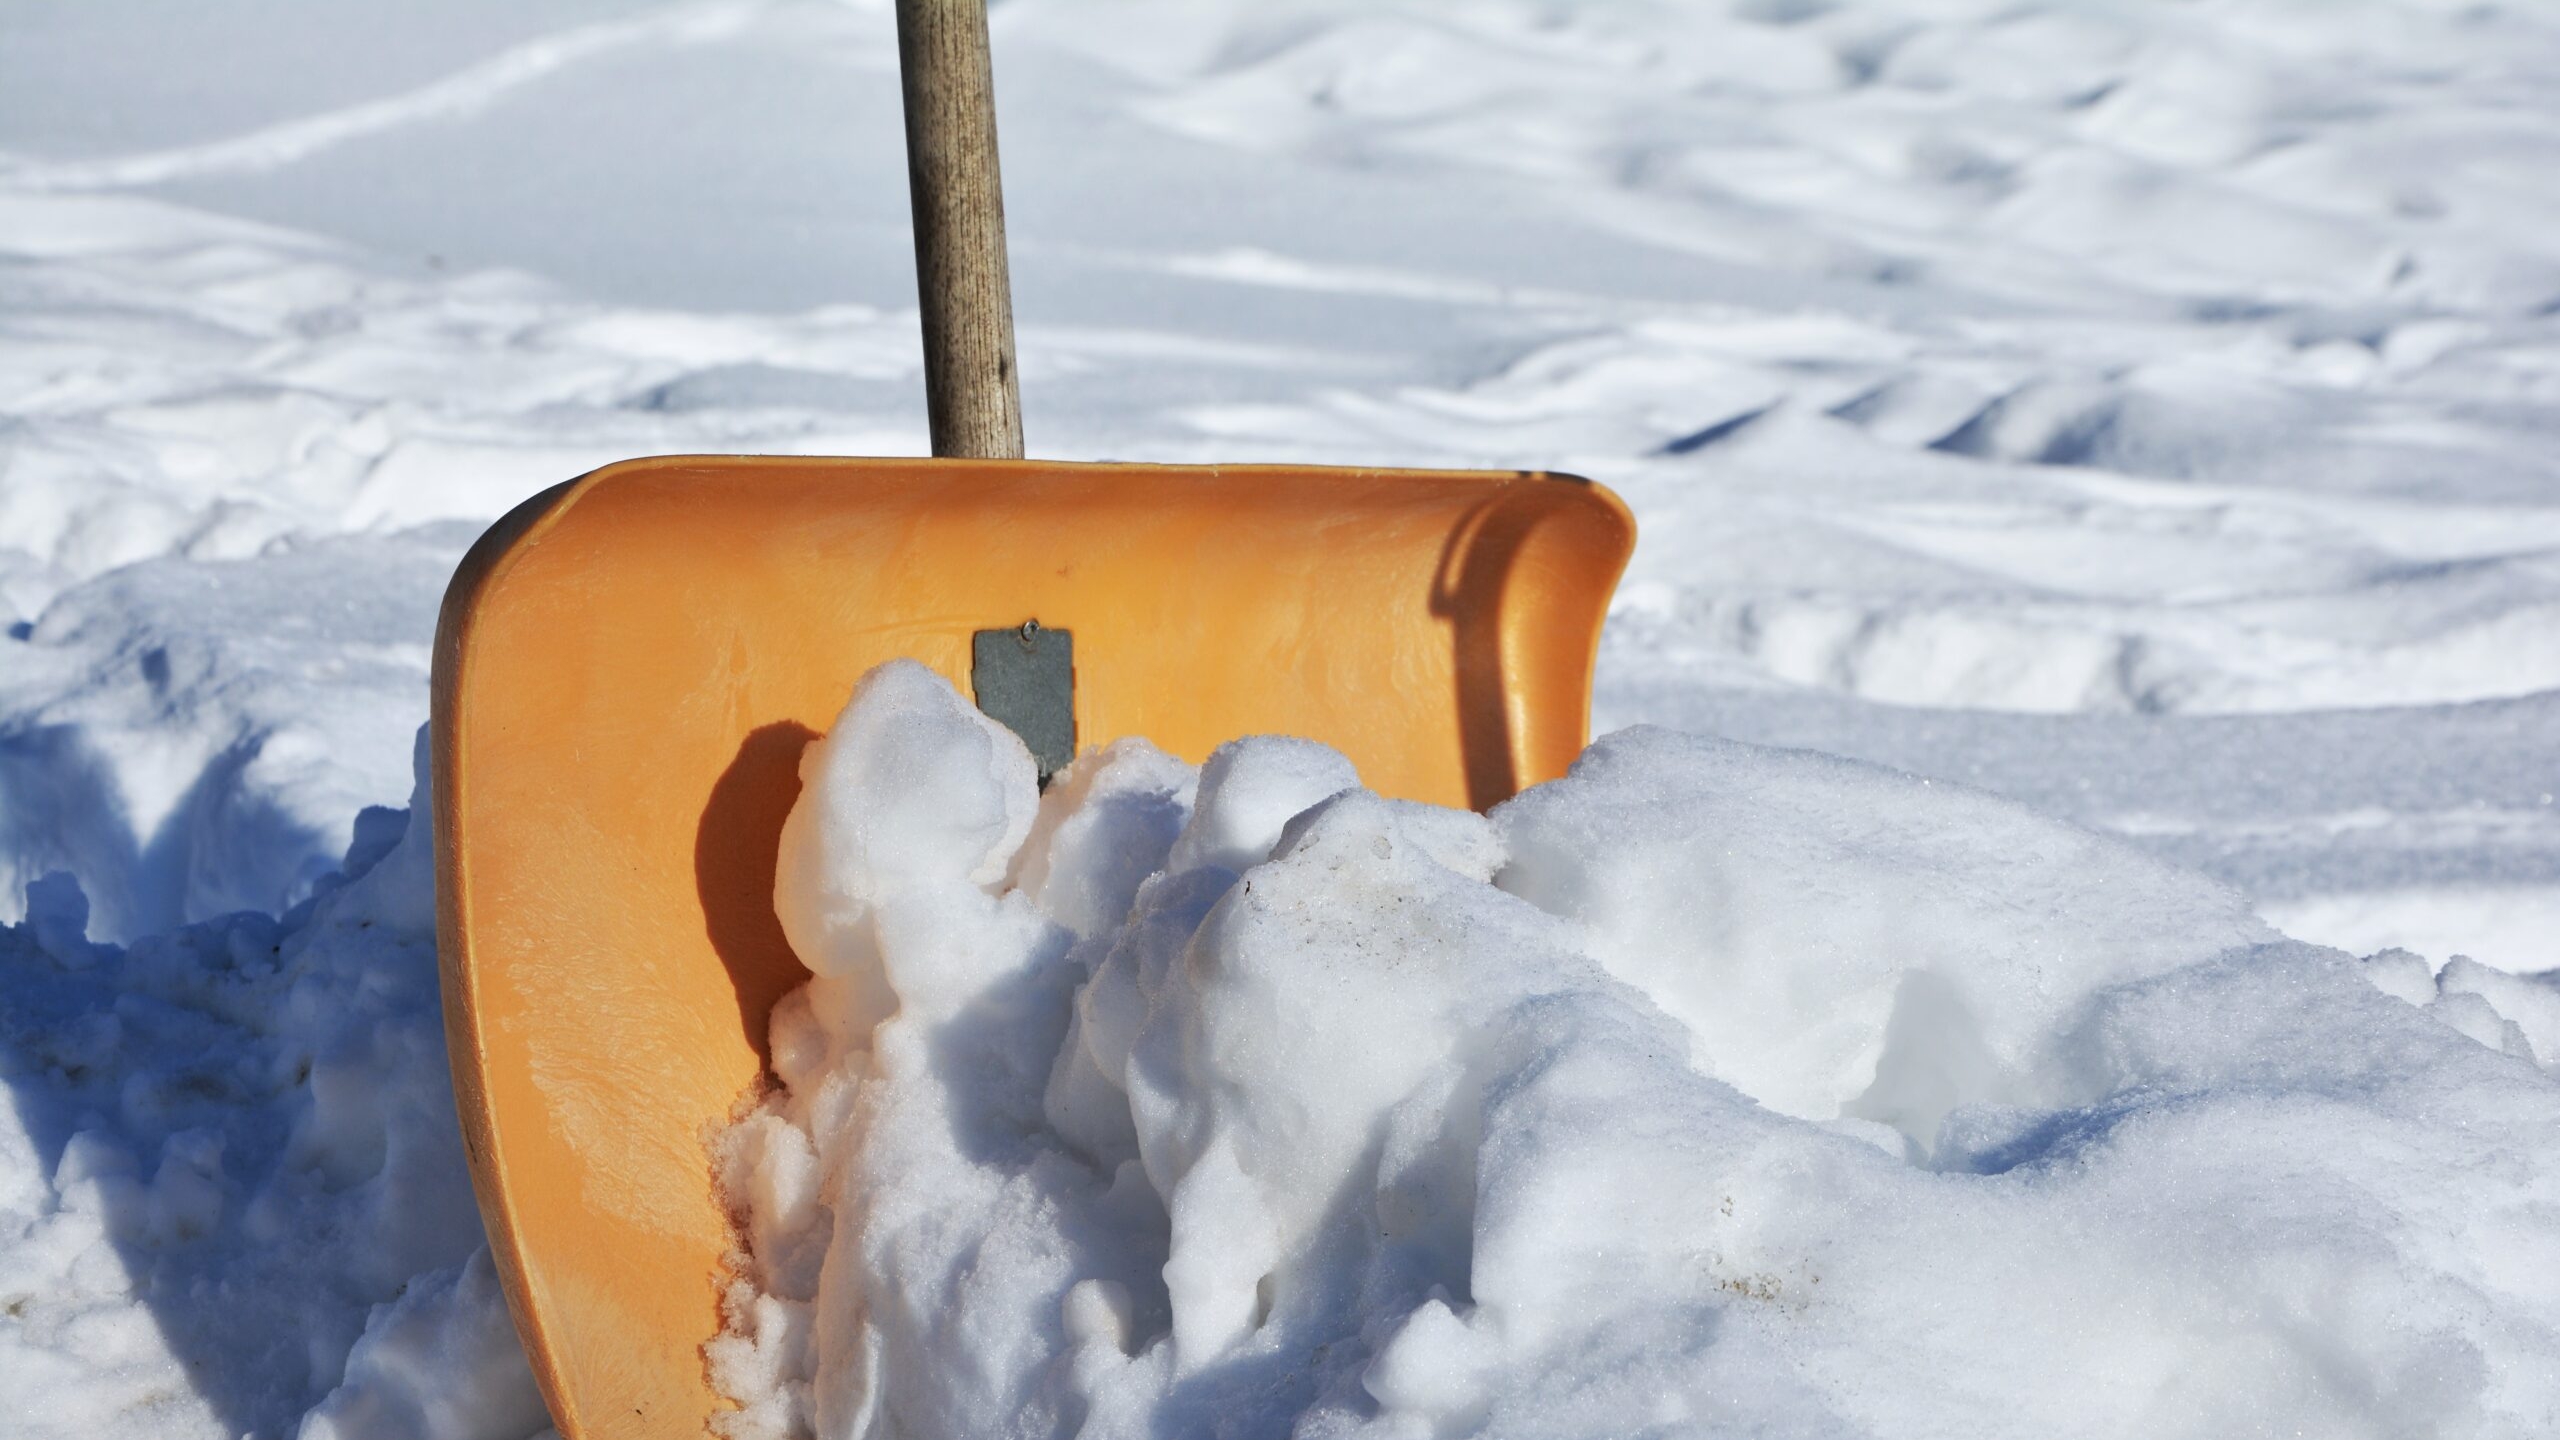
xmin=712 ymin=662 xmax=2560 ymax=1437
xmin=1 ymin=736 xmax=545 ymax=1440
xmin=2 ymin=0 xmax=2558 ymax=1435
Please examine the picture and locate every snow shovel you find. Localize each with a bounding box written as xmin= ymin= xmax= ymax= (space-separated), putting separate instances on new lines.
xmin=431 ymin=2 xmax=1633 ymax=1435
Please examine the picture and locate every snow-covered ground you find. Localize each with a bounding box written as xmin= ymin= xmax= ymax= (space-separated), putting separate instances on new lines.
xmin=707 ymin=664 xmax=2560 ymax=1439
xmin=3 ymin=1 xmax=2558 ymax=1436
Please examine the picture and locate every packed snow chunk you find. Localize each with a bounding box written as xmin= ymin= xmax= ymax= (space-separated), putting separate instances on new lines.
xmin=2359 ymin=948 xmax=2560 ymax=1069
xmin=772 ymin=658 xmax=1042 ymax=1033
xmin=712 ymin=666 xmax=2560 ymax=1440
xmin=1122 ymin=786 xmax=1589 ymax=1371
xmin=1161 ymin=736 xmax=1357 ymax=875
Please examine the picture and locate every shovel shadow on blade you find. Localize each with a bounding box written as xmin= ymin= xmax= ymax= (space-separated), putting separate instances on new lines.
xmin=1434 ymin=479 xmax=1575 ymax=813
xmin=694 ymin=721 xmax=821 ymax=1073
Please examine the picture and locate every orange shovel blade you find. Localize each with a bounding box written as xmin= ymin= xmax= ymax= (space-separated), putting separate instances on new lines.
xmin=432 ymin=456 xmax=1633 ymax=1438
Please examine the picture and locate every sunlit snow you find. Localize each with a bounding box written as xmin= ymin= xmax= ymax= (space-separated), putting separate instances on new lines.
xmin=3 ymin=1 xmax=2558 ymax=1437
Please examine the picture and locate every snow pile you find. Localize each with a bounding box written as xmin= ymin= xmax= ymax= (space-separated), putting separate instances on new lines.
xmin=7 ymin=0 xmax=2560 ymax=1432
xmin=0 ymin=732 xmax=544 ymax=1440
xmin=711 ymin=663 xmax=2560 ymax=1439
xmin=9 ymin=0 xmax=2560 ymax=964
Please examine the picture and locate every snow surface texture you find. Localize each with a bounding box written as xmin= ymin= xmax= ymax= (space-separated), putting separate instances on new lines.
xmin=5 ymin=0 xmax=2560 ymax=1434
xmin=711 ymin=663 xmax=2560 ymax=1439
xmin=0 ymin=736 xmax=548 ymax=1440
xmin=5 ymin=0 xmax=2558 ymax=962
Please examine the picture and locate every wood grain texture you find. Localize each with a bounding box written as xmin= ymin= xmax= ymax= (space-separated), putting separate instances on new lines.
xmin=896 ymin=0 xmax=1025 ymax=459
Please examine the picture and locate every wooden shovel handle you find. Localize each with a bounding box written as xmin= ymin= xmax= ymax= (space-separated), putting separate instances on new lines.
xmin=897 ymin=0 xmax=1025 ymax=459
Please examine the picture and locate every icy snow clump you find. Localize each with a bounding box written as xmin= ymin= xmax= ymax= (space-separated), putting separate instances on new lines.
xmin=710 ymin=662 xmax=2560 ymax=1439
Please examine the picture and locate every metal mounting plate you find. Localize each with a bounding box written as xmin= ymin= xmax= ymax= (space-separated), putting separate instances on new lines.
xmin=972 ymin=620 xmax=1075 ymax=782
